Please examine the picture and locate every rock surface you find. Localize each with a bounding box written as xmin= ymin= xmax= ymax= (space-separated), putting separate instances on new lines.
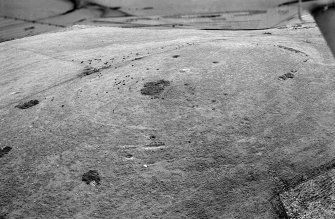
xmin=282 ymin=168 xmax=335 ymax=219
xmin=0 ymin=17 xmax=335 ymax=218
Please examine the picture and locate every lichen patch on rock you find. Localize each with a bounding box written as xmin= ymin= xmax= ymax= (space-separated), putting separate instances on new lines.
xmin=140 ymin=80 xmax=170 ymax=96
xmin=82 ymin=170 xmax=101 ymax=186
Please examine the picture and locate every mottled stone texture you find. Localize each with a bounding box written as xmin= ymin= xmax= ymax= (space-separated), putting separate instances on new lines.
xmin=1 ymin=21 xmax=335 ymax=218
xmin=281 ymin=169 xmax=335 ymax=219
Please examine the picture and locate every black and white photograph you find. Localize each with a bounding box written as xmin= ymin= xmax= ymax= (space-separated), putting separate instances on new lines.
xmin=1 ymin=0 xmax=335 ymax=218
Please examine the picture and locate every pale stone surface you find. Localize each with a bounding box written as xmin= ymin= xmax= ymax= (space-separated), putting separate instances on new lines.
xmin=0 ymin=22 xmax=335 ymax=218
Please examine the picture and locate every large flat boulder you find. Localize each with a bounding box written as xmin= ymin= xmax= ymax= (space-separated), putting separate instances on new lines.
xmin=0 ymin=24 xmax=335 ymax=218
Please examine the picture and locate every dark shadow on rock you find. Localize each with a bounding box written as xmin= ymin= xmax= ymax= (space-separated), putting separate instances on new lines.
xmin=24 ymin=26 xmax=35 ymax=31
xmin=270 ymin=194 xmax=289 ymax=219
xmin=279 ymin=72 xmax=295 ymax=80
xmin=79 ymin=66 xmax=99 ymax=77
xmin=282 ymin=158 xmax=335 ymax=191
xmin=69 ymin=0 xmax=131 ymax=17
xmin=82 ymin=170 xmax=101 ymax=185
xmin=15 ymin=100 xmax=39 ymax=109
xmin=0 ymin=146 xmax=12 ymax=158
xmin=146 ymin=141 xmax=165 ymax=148
xmin=124 ymin=153 xmax=133 ymax=158
xmin=0 ymin=213 xmax=8 ymax=219
xmin=142 ymin=7 xmax=154 ymax=10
